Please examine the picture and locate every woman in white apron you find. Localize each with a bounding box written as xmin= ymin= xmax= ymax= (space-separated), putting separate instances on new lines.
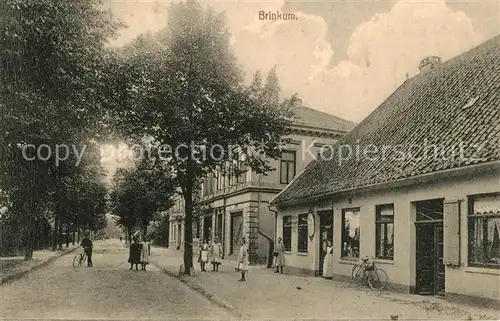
xmin=274 ymin=237 xmax=285 ymax=274
xmin=323 ymin=240 xmax=334 ymax=279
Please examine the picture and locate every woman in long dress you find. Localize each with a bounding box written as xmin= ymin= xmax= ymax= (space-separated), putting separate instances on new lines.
xmin=211 ymin=236 xmax=223 ymax=272
xmin=274 ymin=237 xmax=285 ymax=274
xmin=128 ymin=236 xmax=142 ymax=271
xmin=140 ymin=237 xmax=151 ymax=271
xmin=323 ymin=240 xmax=334 ymax=279
xmin=237 ymin=237 xmax=249 ymax=282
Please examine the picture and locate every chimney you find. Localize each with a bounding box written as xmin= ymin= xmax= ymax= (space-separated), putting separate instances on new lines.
xmin=291 ymin=98 xmax=302 ymax=109
xmin=418 ymin=56 xmax=441 ymax=74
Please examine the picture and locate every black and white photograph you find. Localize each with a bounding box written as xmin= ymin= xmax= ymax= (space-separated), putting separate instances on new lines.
xmin=0 ymin=0 xmax=499 ymax=319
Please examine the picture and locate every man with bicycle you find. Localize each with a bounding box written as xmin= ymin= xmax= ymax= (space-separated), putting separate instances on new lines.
xmin=81 ymin=232 xmax=93 ymax=267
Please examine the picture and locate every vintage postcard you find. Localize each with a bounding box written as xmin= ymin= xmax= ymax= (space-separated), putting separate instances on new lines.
xmin=0 ymin=0 xmax=499 ymax=320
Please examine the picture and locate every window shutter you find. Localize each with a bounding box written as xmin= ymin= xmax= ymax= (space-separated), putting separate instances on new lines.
xmin=444 ymin=200 xmax=461 ymax=266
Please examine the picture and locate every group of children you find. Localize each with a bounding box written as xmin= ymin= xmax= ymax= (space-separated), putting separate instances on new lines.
xmin=197 ymin=236 xmax=223 ymax=272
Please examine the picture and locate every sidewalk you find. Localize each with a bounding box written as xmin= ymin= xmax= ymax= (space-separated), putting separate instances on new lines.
xmin=151 ymin=247 xmax=499 ymax=320
xmin=0 ymin=244 xmax=78 ymax=285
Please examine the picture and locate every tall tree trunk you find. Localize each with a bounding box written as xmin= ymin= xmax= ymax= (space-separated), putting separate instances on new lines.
xmin=183 ymin=173 xmax=194 ymax=275
xmin=52 ymin=215 xmax=59 ymax=251
xmin=65 ymin=224 xmax=69 ymax=248
xmin=57 ymin=220 xmax=63 ymax=250
xmin=72 ymin=228 xmax=75 ymax=246
xmin=23 ymin=203 xmax=34 ymax=260
xmin=77 ymin=228 xmax=80 ymax=243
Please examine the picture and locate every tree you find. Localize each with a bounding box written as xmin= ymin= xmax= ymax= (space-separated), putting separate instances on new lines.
xmin=0 ymin=0 xmax=119 ymax=259
xmin=111 ymin=0 xmax=294 ymax=275
xmin=110 ymin=152 xmax=176 ymax=243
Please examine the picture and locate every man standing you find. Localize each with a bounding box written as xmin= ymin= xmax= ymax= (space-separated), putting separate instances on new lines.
xmin=81 ymin=232 xmax=93 ymax=267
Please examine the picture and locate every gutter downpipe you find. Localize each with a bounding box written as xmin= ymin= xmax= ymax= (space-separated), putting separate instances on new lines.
xmin=256 ymin=173 xmax=274 ymax=268
xmin=268 ymin=204 xmax=278 ymax=269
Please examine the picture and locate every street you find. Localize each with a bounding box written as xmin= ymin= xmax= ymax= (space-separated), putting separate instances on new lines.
xmin=0 ymin=240 xmax=230 ymax=319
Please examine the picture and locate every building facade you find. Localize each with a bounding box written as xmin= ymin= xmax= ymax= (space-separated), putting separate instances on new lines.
xmin=168 ymin=102 xmax=356 ymax=263
xmin=270 ymin=36 xmax=500 ymax=304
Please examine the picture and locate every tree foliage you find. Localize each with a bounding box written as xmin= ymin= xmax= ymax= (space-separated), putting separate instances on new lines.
xmin=110 ymin=152 xmax=176 ymax=241
xmin=0 ymin=0 xmax=119 ymax=258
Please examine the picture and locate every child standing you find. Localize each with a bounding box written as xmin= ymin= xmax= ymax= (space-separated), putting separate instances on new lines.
xmin=211 ymin=237 xmax=223 ymax=272
xmin=198 ymin=240 xmax=209 ymax=272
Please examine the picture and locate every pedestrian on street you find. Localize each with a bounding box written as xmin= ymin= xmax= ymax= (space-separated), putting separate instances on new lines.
xmin=128 ymin=236 xmax=142 ymax=271
xmin=322 ymin=240 xmax=334 ymax=279
xmin=140 ymin=236 xmax=151 ymax=271
xmin=211 ymin=236 xmax=223 ymax=272
xmin=81 ymin=232 xmax=93 ymax=267
xmin=236 ymin=237 xmax=249 ymax=282
xmin=198 ymin=240 xmax=209 ymax=272
xmin=274 ymin=237 xmax=285 ymax=274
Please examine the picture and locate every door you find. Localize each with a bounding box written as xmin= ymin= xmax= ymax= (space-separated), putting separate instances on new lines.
xmin=230 ymin=212 xmax=243 ymax=255
xmin=318 ymin=210 xmax=333 ymax=274
xmin=203 ymin=215 xmax=212 ymax=242
xmin=415 ymin=222 xmax=445 ymax=296
xmin=217 ymin=213 xmax=223 ymax=240
xmin=415 ymin=198 xmax=445 ymax=296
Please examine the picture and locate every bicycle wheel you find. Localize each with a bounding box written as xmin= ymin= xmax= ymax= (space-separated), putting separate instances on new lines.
xmin=351 ymin=264 xmax=361 ymax=280
xmin=352 ymin=266 xmax=364 ymax=286
xmin=72 ymin=255 xmax=80 ymax=268
xmin=368 ymin=268 xmax=388 ymax=290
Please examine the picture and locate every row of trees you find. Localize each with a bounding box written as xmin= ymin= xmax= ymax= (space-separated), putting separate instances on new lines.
xmin=0 ymin=0 xmax=113 ymax=258
xmin=0 ymin=0 xmax=294 ymax=273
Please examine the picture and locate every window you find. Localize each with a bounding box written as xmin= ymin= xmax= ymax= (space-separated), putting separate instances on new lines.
xmin=297 ymin=214 xmax=308 ymax=253
xmin=227 ymin=162 xmax=235 ymax=186
xmin=468 ymin=193 xmax=500 ymax=269
xmin=216 ymin=167 xmax=223 ymax=190
xmin=282 ymin=216 xmax=292 ymax=251
xmin=236 ymin=160 xmax=247 ymax=184
xmin=280 ymin=150 xmax=296 ymax=184
xmin=342 ymin=208 xmax=360 ymax=259
xmin=375 ymin=204 xmax=394 ymax=260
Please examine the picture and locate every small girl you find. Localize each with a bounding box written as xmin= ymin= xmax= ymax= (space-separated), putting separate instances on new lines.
xmin=211 ymin=237 xmax=223 ymax=272
xmin=198 ymin=240 xmax=209 ymax=272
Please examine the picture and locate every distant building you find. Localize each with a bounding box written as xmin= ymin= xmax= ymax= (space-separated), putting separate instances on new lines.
xmin=270 ymin=36 xmax=500 ymax=305
xmin=168 ymin=102 xmax=356 ymax=263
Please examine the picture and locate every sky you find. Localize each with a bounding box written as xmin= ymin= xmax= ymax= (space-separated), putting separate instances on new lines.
xmin=99 ymin=0 xmax=499 ymax=178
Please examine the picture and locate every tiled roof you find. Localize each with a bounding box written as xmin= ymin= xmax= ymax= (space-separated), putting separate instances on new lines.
xmin=272 ymin=35 xmax=500 ymax=206
xmin=291 ymin=106 xmax=357 ymax=133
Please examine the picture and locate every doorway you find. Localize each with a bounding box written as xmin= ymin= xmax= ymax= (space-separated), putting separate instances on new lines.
xmin=216 ymin=213 xmax=223 ymax=241
xmin=230 ymin=212 xmax=243 ymax=255
xmin=203 ymin=215 xmax=213 ymax=242
xmin=415 ymin=199 xmax=445 ymax=296
xmin=318 ymin=210 xmax=334 ymax=274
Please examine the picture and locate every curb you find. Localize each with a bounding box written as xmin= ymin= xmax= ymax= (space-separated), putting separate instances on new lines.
xmin=152 ymin=260 xmax=240 ymax=317
xmin=0 ymin=246 xmax=78 ymax=286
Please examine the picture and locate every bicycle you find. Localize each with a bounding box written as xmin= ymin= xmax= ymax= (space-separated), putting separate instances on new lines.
xmin=72 ymin=250 xmax=87 ymax=268
xmin=351 ymin=256 xmax=388 ymax=290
